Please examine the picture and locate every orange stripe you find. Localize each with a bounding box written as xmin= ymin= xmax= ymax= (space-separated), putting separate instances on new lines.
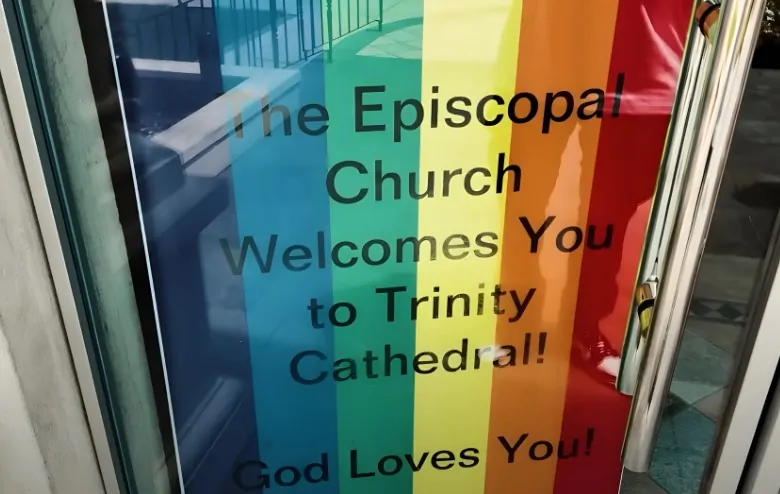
xmin=485 ymin=1 xmax=620 ymax=492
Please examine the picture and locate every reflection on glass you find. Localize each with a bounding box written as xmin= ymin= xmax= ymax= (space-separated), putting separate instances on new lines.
xmin=108 ymin=0 xmax=694 ymax=490
xmin=18 ymin=0 xmax=719 ymax=492
xmin=623 ymin=1 xmax=780 ymax=493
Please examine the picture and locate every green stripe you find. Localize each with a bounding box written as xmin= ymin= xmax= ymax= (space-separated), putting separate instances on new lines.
xmin=323 ymin=10 xmax=424 ymax=494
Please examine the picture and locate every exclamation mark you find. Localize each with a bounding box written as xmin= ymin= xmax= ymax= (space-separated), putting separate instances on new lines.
xmin=537 ymin=332 xmax=547 ymax=363
xmin=584 ymin=428 xmax=595 ymax=456
xmin=523 ymin=333 xmax=531 ymax=365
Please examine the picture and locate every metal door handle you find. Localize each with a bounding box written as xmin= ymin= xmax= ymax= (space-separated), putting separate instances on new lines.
xmin=634 ymin=276 xmax=658 ymax=360
xmin=620 ymin=0 xmax=767 ymax=473
xmin=617 ymin=274 xmax=658 ymax=397
xmin=635 ymin=281 xmax=657 ymax=340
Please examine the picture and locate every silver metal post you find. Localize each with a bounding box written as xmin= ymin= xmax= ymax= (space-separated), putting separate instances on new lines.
xmin=616 ymin=29 xmax=711 ymax=396
xmin=621 ymin=0 xmax=768 ymax=473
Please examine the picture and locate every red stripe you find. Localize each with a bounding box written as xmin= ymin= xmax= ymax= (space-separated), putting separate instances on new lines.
xmin=553 ymin=1 xmax=692 ymax=492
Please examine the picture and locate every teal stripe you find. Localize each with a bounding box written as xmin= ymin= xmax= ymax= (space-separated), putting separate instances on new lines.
xmin=322 ymin=9 xmax=424 ymax=494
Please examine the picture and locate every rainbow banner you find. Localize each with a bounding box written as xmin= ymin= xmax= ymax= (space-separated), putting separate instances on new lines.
xmin=117 ymin=0 xmax=693 ymax=492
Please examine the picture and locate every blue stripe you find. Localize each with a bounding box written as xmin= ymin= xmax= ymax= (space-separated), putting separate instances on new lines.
xmin=214 ymin=1 xmax=341 ymax=492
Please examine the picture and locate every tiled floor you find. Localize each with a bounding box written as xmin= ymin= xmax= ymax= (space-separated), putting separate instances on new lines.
xmin=650 ymin=404 xmax=717 ymax=494
xmin=670 ymin=331 xmax=733 ymax=405
xmin=620 ymin=68 xmax=780 ymax=493
xmin=619 ymin=255 xmax=752 ymax=494
xmin=623 ymin=470 xmax=667 ymax=494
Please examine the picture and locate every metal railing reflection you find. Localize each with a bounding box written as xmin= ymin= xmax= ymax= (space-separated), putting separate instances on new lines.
xmin=120 ymin=0 xmax=382 ymax=68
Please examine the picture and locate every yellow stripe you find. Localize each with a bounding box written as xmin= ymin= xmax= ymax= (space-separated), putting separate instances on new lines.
xmin=413 ymin=1 xmax=522 ymax=492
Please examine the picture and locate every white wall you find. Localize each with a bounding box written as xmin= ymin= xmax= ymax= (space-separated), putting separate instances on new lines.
xmin=26 ymin=0 xmax=171 ymax=490
xmin=0 ymin=82 xmax=106 ymax=493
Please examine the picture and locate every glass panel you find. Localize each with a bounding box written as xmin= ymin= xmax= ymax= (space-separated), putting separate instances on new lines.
xmin=621 ymin=2 xmax=780 ymax=493
xmin=8 ymin=0 xmax=734 ymax=493
xmin=5 ymin=0 xmax=174 ymax=492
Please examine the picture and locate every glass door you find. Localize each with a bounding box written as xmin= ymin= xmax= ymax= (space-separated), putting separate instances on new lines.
xmin=0 ymin=0 xmax=770 ymax=493
xmin=620 ymin=0 xmax=780 ymax=491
